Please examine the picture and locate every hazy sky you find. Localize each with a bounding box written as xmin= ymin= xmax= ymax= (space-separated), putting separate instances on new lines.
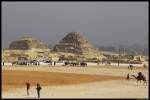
xmin=2 ymin=2 xmax=148 ymax=48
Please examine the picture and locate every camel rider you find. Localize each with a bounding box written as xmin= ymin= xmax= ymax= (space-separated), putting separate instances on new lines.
xmin=138 ymin=72 xmax=142 ymax=76
xmin=138 ymin=72 xmax=143 ymax=79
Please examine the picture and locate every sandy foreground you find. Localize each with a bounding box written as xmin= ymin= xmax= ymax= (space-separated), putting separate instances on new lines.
xmin=2 ymin=65 xmax=149 ymax=98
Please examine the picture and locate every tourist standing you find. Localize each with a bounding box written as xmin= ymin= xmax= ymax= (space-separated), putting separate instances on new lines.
xmin=126 ymin=73 xmax=130 ymax=80
xmin=26 ymin=82 xmax=30 ymax=96
xmin=36 ymin=83 xmax=42 ymax=98
xmin=143 ymin=64 xmax=147 ymax=68
xmin=54 ymin=61 xmax=56 ymax=66
xmin=117 ymin=60 xmax=119 ymax=66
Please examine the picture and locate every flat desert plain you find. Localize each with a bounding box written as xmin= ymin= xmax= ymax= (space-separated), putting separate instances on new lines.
xmin=2 ymin=65 xmax=149 ymax=98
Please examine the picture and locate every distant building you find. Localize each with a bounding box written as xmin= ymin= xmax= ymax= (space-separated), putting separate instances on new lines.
xmin=17 ymin=56 xmax=29 ymax=65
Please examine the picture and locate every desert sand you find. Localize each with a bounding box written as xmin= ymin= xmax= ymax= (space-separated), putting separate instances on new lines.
xmin=2 ymin=65 xmax=148 ymax=98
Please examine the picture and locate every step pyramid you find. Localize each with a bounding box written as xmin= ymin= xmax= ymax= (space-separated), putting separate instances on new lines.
xmin=53 ymin=32 xmax=101 ymax=58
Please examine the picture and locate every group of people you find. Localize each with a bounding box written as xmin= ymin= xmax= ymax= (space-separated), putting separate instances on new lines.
xmin=26 ymin=82 xmax=42 ymax=98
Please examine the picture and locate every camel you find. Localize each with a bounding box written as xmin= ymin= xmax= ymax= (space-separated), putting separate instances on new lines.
xmin=132 ymin=74 xmax=147 ymax=85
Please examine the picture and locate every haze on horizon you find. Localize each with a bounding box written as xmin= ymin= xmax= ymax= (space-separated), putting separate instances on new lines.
xmin=2 ymin=2 xmax=148 ymax=48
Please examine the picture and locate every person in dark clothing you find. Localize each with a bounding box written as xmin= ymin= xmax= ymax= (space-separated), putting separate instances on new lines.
xmin=117 ymin=60 xmax=119 ymax=66
xmin=54 ymin=61 xmax=56 ymax=66
xmin=143 ymin=64 xmax=147 ymax=68
xmin=36 ymin=83 xmax=42 ymax=98
xmin=126 ymin=73 xmax=130 ymax=80
xmin=26 ymin=82 xmax=30 ymax=96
